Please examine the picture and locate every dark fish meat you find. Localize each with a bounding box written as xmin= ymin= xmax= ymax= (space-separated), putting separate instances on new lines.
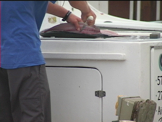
xmin=40 ymin=22 xmax=122 ymax=38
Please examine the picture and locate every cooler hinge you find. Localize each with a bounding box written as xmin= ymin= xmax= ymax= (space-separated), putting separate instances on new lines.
xmin=95 ymin=90 xmax=106 ymax=98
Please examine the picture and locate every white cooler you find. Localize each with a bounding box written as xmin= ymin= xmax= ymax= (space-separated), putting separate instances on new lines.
xmin=41 ymin=35 xmax=162 ymax=122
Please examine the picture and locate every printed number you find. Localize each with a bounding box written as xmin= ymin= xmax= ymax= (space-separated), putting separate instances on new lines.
xmin=157 ymin=76 xmax=162 ymax=85
xmin=158 ymin=91 xmax=162 ymax=100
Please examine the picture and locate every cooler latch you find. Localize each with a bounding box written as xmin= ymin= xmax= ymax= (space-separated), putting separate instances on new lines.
xmin=95 ymin=90 xmax=106 ymax=98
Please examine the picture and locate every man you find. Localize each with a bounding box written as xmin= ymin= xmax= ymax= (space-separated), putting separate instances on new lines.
xmin=0 ymin=1 xmax=96 ymax=122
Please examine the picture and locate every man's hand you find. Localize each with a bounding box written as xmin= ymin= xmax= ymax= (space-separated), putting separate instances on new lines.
xmin=68 ymin=1 xmax=96 ymax=26
xmin=81 ymin=10 xmax=96 ymax=26
xmin=66 ymin=13 xmax=83 ymax=31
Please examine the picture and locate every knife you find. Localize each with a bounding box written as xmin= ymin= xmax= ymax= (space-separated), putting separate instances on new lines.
xmin=80 ymin=16 xmax=94 ymax=32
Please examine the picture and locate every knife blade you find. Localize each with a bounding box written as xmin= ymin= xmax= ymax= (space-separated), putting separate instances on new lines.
xmin=80 ymin=23 xmax=87 ymax=32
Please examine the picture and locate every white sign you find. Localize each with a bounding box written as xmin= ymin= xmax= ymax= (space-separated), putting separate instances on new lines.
xmin=151 ymin=47 xmax=162 ymax=122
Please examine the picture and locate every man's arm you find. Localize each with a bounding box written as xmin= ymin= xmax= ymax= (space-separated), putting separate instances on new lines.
xmin=46 ymin=2 xmax=74 ymax=20
xmin=47 ymin=2 xmax=83 ymax=31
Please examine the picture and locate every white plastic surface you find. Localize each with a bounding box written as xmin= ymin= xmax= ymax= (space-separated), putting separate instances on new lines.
xmin=43 ymin=52 xmax=126 ymax=61
xmin=46 ymin=67 xmax=102 ymax=122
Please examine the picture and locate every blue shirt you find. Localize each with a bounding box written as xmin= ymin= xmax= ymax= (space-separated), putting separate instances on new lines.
xmin=0 ymin=1 xmax=56 ymax=69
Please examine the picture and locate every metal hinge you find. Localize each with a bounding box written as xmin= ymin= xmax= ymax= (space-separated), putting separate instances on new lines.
xmin=95 ymin=90 xmax=106 ymax=98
